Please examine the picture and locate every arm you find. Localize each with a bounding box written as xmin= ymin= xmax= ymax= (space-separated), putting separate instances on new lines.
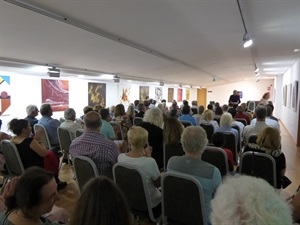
xmin=30 ymin=130 xmax=48 ymax=157
xmin=291 ymin=189 xmax=300 ymax=222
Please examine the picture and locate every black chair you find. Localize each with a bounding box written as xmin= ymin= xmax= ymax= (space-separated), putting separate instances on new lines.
xmin=248 ymin=135 xmax=258 ymax=144
xmin=202 ymin=146 xmax=229 ymax=177
xmin=215 ymin=131 xmax=238 ymax=164
xmin=213 ymin=118 xmax=220 ymax=125
xmin=57 ymin=127 xmax=72 ymax=167
xmin=180 ymin=120 xmax=193 ymax=127
xmin=239 ymin=151 xmax=277 ymax=188
xmin=113 ymin=162 xmax=161 ymax=223
xmin=200 ymin=123 xmax=214 ymax=143
xmin=162 ymin=172 xmax=207 ymax=225
xmin=235 ymin=118 xmax=247 ymax=126
xmin=163 ymin=142 xmax=185 ymax=172
xmin=76 ymin=129 xmax=84 ymax=137
xmin=231 ymin=124 xmax=241 ymax=153
xmin=133 ymin=117 xmax=143 ymax=126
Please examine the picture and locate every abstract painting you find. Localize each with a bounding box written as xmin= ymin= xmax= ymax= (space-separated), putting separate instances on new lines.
xmin=168 ymin=88 xmax=174 ymax=102
xmin=186 ymin=89 xmax=190 ymax=101
xmin=41 ymin=79 xmax=69 ymax=112
xmin=120 ymin=85 xmax=131 ymax=104
xmin=88 ymin=82 xmax=106 ymax=107
xmin=177 ymin=88 xmax=182 ymax=102
xmin=155 ymin=87 xmax=163 ymax=102
xmin=0 ymin=75 xmax=11 ymax=116
xmin=139 ymin=86 xmax=149 ymax=102
xmin=292 ymin=80 xmax=298 ymax=112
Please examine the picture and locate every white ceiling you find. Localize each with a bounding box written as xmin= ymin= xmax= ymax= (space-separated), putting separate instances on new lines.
xmin=0 ymin=0 xmax=299 ymax=87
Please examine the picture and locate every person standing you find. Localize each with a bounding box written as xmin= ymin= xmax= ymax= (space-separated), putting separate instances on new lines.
xmin=228 ymin=90 xmax=241 ymax=108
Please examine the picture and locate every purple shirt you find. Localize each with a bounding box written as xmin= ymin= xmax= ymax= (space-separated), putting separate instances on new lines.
xmin=70 ymin=131 xmax=120 ymax=179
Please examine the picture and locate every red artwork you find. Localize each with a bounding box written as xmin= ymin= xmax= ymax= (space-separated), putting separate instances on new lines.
xmin=41 ymin=79 xmax=69 ymax=112
xmin=177 ymin=89 xmax=183 ymax=102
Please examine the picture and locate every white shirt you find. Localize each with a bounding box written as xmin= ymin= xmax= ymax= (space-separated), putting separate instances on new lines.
xmin=243 ymin=121 xmax=269 ymax=144
xmin=250 ymin=118 xmax=280 ymax=131
xmin=60 ymin=119 xmax=83 ymax=140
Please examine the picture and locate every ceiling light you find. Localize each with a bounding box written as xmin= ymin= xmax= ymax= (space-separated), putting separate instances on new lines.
xmin=47 ymin=66 xmax=60 ymax=77
xmin=99 ymin=74 xmax=114 ymax=80
xmin=243 ymin=33 xmax=253 ymax=48
xmin=212 ymin=76 xmax=216 ymax=82
xmin=78 ymin=75 xmax=85 ymax=78
xmin=113 ymin=75 xmax=120 ymax=83
xmin=294 ymin=49 xmax=300 ymax=52
xmin=127 ymin=80 xmax=132 ymax=83
xmin=159 ymin=81 xmax=164 ymax=86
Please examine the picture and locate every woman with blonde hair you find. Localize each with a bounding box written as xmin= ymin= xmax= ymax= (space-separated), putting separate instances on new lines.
xmin=199 ymin=109 xmax=219 ymax=131
xmin=243 ymin=127 xmax=286 ymax=189
xmin=113 ymin=104 xmax=132 ymax=141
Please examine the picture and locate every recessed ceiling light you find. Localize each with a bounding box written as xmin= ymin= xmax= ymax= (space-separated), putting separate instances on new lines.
xmin=78 ymin=75 xmax=85 ymax=78
xmin=127 ymin=80 xmax=132 ymax=83
xmin=294 ymin=49 xmax=300 ymax=52
xmin=30 ymin=66 xmax=48 ymax=72
xmin=99 ymin=74 xmax=114 ymax=80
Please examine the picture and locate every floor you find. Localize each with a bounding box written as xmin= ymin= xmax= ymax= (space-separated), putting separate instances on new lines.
xmin=55 ymin=121 xmax=300 ymax=223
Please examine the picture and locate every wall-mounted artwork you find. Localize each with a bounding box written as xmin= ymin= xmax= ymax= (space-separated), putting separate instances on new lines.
xmin=292 ymin=80 xmax=299 ymax=112
xmin=237 ymin=91 xmax=243 ymax=99
xmin=288 ymin=83 xmax=292 ymax=109
xmin=139 ymin=86 xmax=149 ymax=102
xmin=120 ymin=85 xmax=131 ymax=104
xmin=168 ymin=88 xmax=174 ymax=102
xmin=155 ymin=87 xmax=162 ymax=102
xmin=0 ymin=76 xmax=11 ymax=116
xmin=177 ymin=88 xmax=182 ymax=102
xmin=41 ymin=79 xmax=69 ymax=112
xmin=283 ymin=85 xmax=287 ymax=106
xmin=186 ymin=89 xmax=190 ymax=101
xmin=88 ymin=82 xmax=106 ymax=107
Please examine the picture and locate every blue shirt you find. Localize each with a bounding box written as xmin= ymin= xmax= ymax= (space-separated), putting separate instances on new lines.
xmin=100 ymin=120 xmax=115 ymax=140
xmin=178 ymin=114 xmax=196 ymax=125
xmin=38 ymin=116 xmax=61 ymax=146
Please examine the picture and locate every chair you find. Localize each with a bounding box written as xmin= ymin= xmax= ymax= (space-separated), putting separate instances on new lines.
xmin=133 ymin=117 xmax=144 ymax=126
xmin=57 ymin=127 xmax=72 ymax=166
xmin=248 ymin=135 xmax=258 ymax=144
xmin=33 ymin=124 xmax=51 ymax=149
xmin=239 ymin=151 xmax=277 ymax=188
xmin=213 ymin=118 xmax=220 ymax=125
xmin=231 ymin=124 xmax=241 ymax=153
xmin=76 ymin=129 xmax=84 ymax=137
xmin=235 ymin=118 xmax=247 ymax=126
xmin=161 ymin=172 xmax=207 ymax=225
xmin=200 ymin=123 xmax=214 ymax=143
xmin=73 ymin=156 xmax=99 ymax=192
xmin=202 ymin=146 xmax=229 ymax=177
xmin=215 ymin=131 xmax=238 ymax=164
xmin=1 ymin=140 xmax=25 ymax=177
xmin=247 ymin=101 xmax=256 ymax=112
xmin=180 ymin=120 xmax=193 ymax=128
xmin=163 ymin=142 xmax=185 ymax=172
xmin=109 ymin=122 xmax=124 ymax=140
xmin=113 ymin=162 xmax=161 ymax=223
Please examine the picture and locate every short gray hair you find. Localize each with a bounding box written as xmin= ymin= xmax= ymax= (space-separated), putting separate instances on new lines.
xmin=143 ymin=108 xmax=163 ymax=128
xmin=26 ymin=105 xmax=38 ymax=116
xmin=180 ymin=126 xmax=208 ymax=154
xmin=64 ymin=108 xmax=76 ymax=120
xmin=220 ymin=113 xmax=233 ymax=126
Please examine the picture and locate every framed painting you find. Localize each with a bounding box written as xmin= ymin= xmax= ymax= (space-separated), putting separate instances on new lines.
xmin=168 ymin=88 xmax=174 ymax=102
xmin=155 ymin=87 xmax=162 ymax=102
xmin=120 ymin=85 xmax=131 ymax=104
xmin=139 ymin=86 xmax=149 ymax=102
xmin=0 ymin=75 xmax=11 ymax=116
xmin=177 ymin=88 xmax=182 ymax=102
xmin=185 ymin=89 xmax=190 ymax=101
xmin=88 ymin=82 xmax=106 ymax=107
xmin=292 ymin=80 xmax=299 ymax=112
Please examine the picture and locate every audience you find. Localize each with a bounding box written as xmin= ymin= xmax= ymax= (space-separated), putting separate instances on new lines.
xmin=125 ymin=105 xmax=135 ymax=125
xmin=211 ymin=175 xmax=293 ymax=225
xmin=60 ymin=108 xmax=82 ymax=140
xmin=235 ymin=105 xmax=250 ymax=125
xmin=24 ymin=104 xmax=39 ymax=133
xmin=193 ymin=105 xmax=205 ymax=125
xmin=266 ymin=104 xmax=278 ymax=122
xmin=214 ymin=107 xmax=223 ymax=120
xmin=167 ymin=126 xmax=221 ymax=223
xmin=178 ymin=105 xmax=196 ymax=125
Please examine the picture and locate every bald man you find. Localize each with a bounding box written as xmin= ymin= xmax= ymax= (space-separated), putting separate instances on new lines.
xmin=69 ymin=111 xmax=121 ymax=178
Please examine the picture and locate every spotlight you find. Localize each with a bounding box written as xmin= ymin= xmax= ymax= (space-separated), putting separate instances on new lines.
xmin=47 ymin=67 xmax=60 ymax=77
xmin=113 ymin=75 xmax=120 ymax=83
xmin=243 ymin=33 xmax=253 ymax=48
xmin=212 ymin=76 xmax=216 ymax=82
xmin=159 ymin=81 xmax=164 ymax=86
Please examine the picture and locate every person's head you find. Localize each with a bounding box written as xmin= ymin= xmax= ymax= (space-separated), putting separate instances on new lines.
xmin=222 ymin=104 xmax=229 ymax=112
xmin=93 ymin=105 xmax=103 ymax=113
xmin=220 ymin=113 xmax=233 ymax=127
xmin=157 ymin=103 xmax=163 ymax=111
xmin=109 ymin=105 xmax=115 ymax=113
xmin=181 ymin=126 xmax=208 ymax=155
xmin=64 ymin=108 xmax=76 ymax=121
xmin=211 ymin=132 xmax=226 ymax=147
xmin=191 ymin=100 xmax=197 ymax=106
xmin=169 ymin=109 xmax=178 ymax=118
xmin=161 ymin=99 xmax=166 ymax=103
xmin=100 ymin=108 xmax=110 ymax=121
xmin=143 ymin=107 xmax=164 ymax=128
xmin=26 ymin=105 xmax=39 ymax=117
xmin=137 ymin=103 xmax=145 ymax=112
xmin=6 ymin=167 xmax=58 ymax=219
xmin=83 ymin=106 xmax=93 ymax=115
xmin=126 ymin=105 xmax=135 ymax=117
xmin=207 ymin=104 xmax=213 ymax=110
xmin=114 ymin=104 xmax=126 ymax=117
xmin=198 ymin=105 xmax=205 ymax=115
xmin=215 ymin=102 xmax=220 ymax=108
xmin=202 ymin=109 xmax=214 ymax=121
xmin=70 ymin=176 xmax=132 ymax=225
xmin=255 ymin=105 xmax=267 ymax=120
xmin=215 ymin=107 xmax=223 ymax=116
xmin=8 ymin=119 xmax=31 ymax=136
xmin=262 ymin=92 xmax=270 ymax=100
xmin=163 ymin=117 xmax=184 ymax=145
xmin=266 ymin=104 xmax=274 ymax=116
xmin=84 ymin=111 xmax=102 ymax=131
xmin=143 ymin=100 xmax=150 ymax=108
xmin=256 ymin=127 xmax=281 ymax=150
xmin=181 ymin=105 xmax=190 ymax=115
xmin=211 ymin=175 xmax=293 ymax=225
xmin=236 ymin=106 xmax=244 ymax=113
xmin=183 ymin=100 xmax=189 ymax=106
xmin=228 ymin=107 xmax=237 ymax=118
xmin=240 ymin=102 xmax=248 ymax=111
xmin=233 ymin=90 xmax=237 ymax=95
xmin=40 ymin=104 xmax=52 ymax=116
xmin=127 ymin=126 xmax=148 ymax=149
xmin=134 ymin=100 xmax=140 ymax=107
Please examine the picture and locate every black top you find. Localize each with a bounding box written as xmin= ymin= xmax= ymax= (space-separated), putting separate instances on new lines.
xmin=228 ymin=94 xmax=241 ymax=107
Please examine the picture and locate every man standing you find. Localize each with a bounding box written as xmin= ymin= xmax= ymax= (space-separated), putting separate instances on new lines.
xmin=25 ymin=104 xmax=39 ymax=132
xmin=70 ymin=111 xmax=122 ymax=178
xmin=228 ymin=90 xmax=241 ymax=108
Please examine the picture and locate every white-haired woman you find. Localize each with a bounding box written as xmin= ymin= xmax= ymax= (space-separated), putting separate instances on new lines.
xmin=215 ymin=113 xmax=239 ymax=147
xmin=138 ymin=107 xmax=164 ymax=169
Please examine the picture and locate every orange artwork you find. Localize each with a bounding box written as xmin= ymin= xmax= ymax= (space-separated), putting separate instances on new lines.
xmin=0 ymin=76 xmax=11 ymax=115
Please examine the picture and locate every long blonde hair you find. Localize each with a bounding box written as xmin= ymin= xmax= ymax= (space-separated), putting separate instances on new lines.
xmin=256 ymin=127 xmax=281 ymax=150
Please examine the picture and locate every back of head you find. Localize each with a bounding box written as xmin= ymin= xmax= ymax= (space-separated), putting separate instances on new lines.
xmin=181 ymin=126 xmax=208 ymax=154
xmin=212 ymin=132 xmax=226 ymax=147
xmin=137 ymin=103 xmax=145 ymax=111
xmin=198 ymin=105 xmax=205 ymax=114
xmin=143 ymin=107 xmax=163 ymax=128
xmin=240 ymin=103 xmax=247 ymax=110
xmin=26 ymin=105 xmax=38 ymax=116
xmin=40 ymin=104 xmax=51 ymax=116
xmin=114 ymin=104 xmax=126 ymax=117
xmin=126 ymin=105 xmax=135 ymax=116
xmin=255 ymin=105 xmax=267 ymax=120
xmin=163 ymin=117 xmax=184 ymax=145
xmin=256 ymin=127 xmax=281 ymax=150
xmin=100 ymin=108 xmax=110 ymax=120
xmin=169 ymin=109 xmax=178 ymax=118
xmin=84 ymin=111 xmax=102 ymax=131
xmin=236 ymin=106 xmax=243 ymax=113
xmin=266 ymin=104 xmax=274 ymax=116
xmin=127 ymin=126 xmax=148 ymax=148
xmin=207 ymin=104 xmax=213 ymax=110
xmin=183 ymin=100 xmax=189 ymax=106
xmin=215 ymin=107 xmax=223 ymax=116
xmin=222 ymin=104 xmax=229 ymax=112
xmin=215 ymin=102 xmax=220 ymax=108
xmin=211 ymin=175 xmax=293 ymax=225
xmin=182 ymin=105 xmax=190 ymax=115
xmin=191 ymin=100 xmax=197 ymax=106
xmin=134 ymin=100 xmax=140 ymax=107
xmin=70 ymin=176 xmax=131 ymax=225
xmin=64 ymin=108 xmax=76 ymax=120
xmin=6 ymin=167 xmax=54 ymax=219
xmin=203 ymin=109 xmax=213 ymax=121
xmin=220 ymin=113 xmax=233 ymax=126
xmin=228 ymin=108 xmax=237 ymax=118
xmin=93 ymin=105 xmax=103 ymax=113
xmin=83 ymin=106 xmax=93 ymax=114
xmin=8 ymin=119 xmax=29 ymax=135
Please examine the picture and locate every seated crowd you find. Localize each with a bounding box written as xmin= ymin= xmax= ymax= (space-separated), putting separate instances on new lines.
xmin=0 ymin=97 xmax=299 ymax=225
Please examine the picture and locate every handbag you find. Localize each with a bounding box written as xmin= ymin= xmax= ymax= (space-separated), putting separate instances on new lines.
xmin=281 ymin=175 xmax=292 ymax=189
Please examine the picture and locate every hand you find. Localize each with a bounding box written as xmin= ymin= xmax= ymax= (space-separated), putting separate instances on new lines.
xmin=2 ymin=177 xmax=19 ymax=199
xmin=143 ymin=146 xmax=152 ymax=157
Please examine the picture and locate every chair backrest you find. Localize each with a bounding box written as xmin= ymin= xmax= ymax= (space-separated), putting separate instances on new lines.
xmin=73 ymin=156 xmax=99 ymax=192
xmin=33 ymin=124 xmax=51 ymax=149
xmin=213 ymin=118 xmax=220 ymax=125
xmin=133 ymin=117 xmax=143 ymax=126
xmin=231 ymin=124 xmax=241 ymax=153
xmin=109 ymin=122 xmax=124 ymax=140
xmin=162 ymin=172 xmax=207 ymax=225
xmin=215 ymin=131 xmax=238 ymax=164
xmin=248 ymin=135 xmax=258 ymax=144
xmin=180 ymin=120 xmax=193 ymax=128
xmin=57 ymin=127 xmax=72 ymax=156
xmin=163 ymin=142 xmax=185 ymax=172
xmin=202 ymin=146 xmax=229 ymax=177
xmin=1 ymin=140 xmax=25 ymax=176
xmin=76 ymin=129 xmax=84 ymax=137
xmin=113 ymin=162 xmax=159 ymax=223
xmin=239 ymin=151 xmax=277 ymax=188
xmin=235 ymin=118 xmax=247 ymax=126
xmin=247 ymin=101 xmax=256 ymax=112
xmin=200 ymin=123 xmax=214 ymax=143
